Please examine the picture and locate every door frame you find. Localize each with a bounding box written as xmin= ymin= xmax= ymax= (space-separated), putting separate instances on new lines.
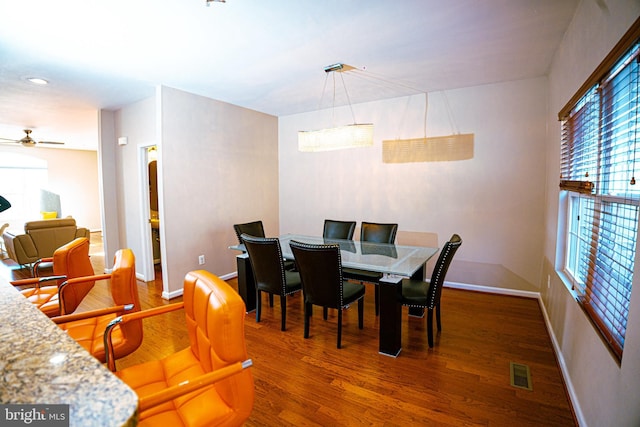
xmin=137 ymin=143 xmax=157 ymax=282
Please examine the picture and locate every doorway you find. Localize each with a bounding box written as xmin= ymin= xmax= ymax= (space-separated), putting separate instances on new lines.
xmin=138 ymin=144 xmax=160 ymax=282
xmin=148 ymin=151 xmax=160 ymax=264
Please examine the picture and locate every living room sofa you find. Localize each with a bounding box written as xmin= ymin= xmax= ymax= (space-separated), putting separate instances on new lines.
xmin=2 ymin=218 xmax=91 ymax=267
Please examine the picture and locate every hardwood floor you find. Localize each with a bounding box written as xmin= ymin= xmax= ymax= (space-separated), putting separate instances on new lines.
xmin=1 ymin=234 xmax=576 ymax=426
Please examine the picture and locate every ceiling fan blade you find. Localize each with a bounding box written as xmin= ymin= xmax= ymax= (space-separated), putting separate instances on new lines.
xmin=0 ymin=130 xmax=65 ymax=147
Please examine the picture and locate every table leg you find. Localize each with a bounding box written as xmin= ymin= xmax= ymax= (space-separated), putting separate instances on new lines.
xmin=378 ymin=275 xmax=403 ymax=357
xmin=236 ymin=253 xmax=256 ymax=313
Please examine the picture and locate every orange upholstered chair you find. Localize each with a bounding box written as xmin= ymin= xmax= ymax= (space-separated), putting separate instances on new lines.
xmin=109 ymin=270 xmax=254 ymax=426
xmin=11 ymin=237 xmax=95 ymax=317
xmin=52 ymin=248 xmax=143 ymax=365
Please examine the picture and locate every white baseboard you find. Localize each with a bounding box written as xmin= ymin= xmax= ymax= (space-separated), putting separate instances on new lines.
xmin=444 ymin=281 xmax=540 ymax=299
xmin=219 ymin=272 xmax=238 ymax=281
xmin=152 ymin=272 xmax=237 ymax=300
xmin=162 ymin=288 xmax=183 ymax=300
xmin=537 ymin=294 xmax=586 ymax=427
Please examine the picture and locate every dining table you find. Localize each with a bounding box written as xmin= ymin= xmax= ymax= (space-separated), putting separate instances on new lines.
xmin=230 ymin=233 xmax=439 ymax=357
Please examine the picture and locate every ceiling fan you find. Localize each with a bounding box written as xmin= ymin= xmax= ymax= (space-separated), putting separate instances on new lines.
xmin=0 ymin=129 xmax=65 ymax=147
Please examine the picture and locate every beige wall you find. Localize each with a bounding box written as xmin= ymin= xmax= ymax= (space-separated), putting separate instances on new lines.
xmin=109 ymin=97 xmax=157 ymax=275
xmin=279 ymin=77 xmax=547 ymax=290
xmin=106 ymin=86 xmax=280 ymax=296
xmin=158 ymin=86 xmax=279 ymax=295
xmin=0 ymin=144 xmax=101 ymax=232
xmin=544 ymin=1 xmax=640 ymax=426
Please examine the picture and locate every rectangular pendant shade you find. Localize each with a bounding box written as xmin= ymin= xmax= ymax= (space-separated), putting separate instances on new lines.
xmin=298 ymin=124 xmax=374 ymax=152
xmin=382 ymin=133 xmax=474 ymax=163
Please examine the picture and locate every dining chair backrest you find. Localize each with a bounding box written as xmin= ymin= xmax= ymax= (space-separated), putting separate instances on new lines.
xmin=289 ymin=241 xmax=344 ymax=309
xmin=360 ymin=222 xmax=398 ymax=244
xmin=241 ymin=233 xmax=287 ymax=295
xmin=56 ymin=248 xmax=143 ymax=366
xmin=323 ymin=219 xmax=356 ymax=240
xmin=52 ymin=237 xmax=96 ymax=314
xmin=426 ymin=234 xmax=462 ymax=308
xmin=234 ymin=220 xmax=265 ymax=244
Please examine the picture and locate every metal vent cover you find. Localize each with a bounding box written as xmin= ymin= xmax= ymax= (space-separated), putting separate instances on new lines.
xmin=510 ymin=362 xmax=533 ymax=391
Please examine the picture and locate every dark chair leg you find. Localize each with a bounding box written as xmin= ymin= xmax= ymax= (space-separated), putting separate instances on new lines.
xmin=427 ymin=307 xmax=434 ymax=348
xmin=337 ymin=309 xmax=343 ymax=349
xmin=304 ymin=302 xmax=311 ymax=338
xmin=323 ymin=306 xmax=328 ymax=320
xmin=269 ymin=294 xmax=274 ymax=307
xmin=256 ymin=289 xmax=262 ymax=323
xmin=375 ymin=285 xmax=379 ymax=316
xmin=280 ymin=295 xmax=287 ymax=331
xmin=358 ymin=298 xmax=364 ymax=329
xmin=436 ymin=303 xmax=442 ymax=331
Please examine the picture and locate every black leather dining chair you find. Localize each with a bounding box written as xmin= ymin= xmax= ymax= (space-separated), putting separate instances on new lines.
xmin=343 ymin=221 xmax=398 ymax=315
xmin=398 ymin=234 xmax=462 ymax=348
xmin=233 ymin=220 xmax=265 ymax=244
xmin=235 ymin=220 xmax=295 ymax=272
xmin=323 ymin=219 xmax=356 ymax=240
xmin=289 ymin=240 xmax=365 ymax=349
xmin=360 ymin=221 xmax=398 ymax=244
xmin=241 ymin=234 xmax=302 ymax=331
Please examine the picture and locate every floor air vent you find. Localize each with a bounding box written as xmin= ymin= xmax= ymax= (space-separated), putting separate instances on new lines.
xmin=509 ymin=362 xmax=532 ymax=391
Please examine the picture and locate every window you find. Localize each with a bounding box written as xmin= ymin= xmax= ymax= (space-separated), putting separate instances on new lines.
xmin=559 ymin=23 xmax=640 ymax=361
xmin=0 ymin=153 xmax=48 ymax=230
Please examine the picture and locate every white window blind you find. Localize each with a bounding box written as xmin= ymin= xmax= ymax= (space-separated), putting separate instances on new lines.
xmin=560 ymin=35 xmax=640 ymax=361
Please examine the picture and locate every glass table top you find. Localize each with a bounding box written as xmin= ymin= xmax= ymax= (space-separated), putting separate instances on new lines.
xmin=231 ymin=234 xmax=439 ymax=278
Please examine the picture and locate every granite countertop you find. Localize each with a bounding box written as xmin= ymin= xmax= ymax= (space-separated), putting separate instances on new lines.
xmin=0 ymin=276 xmax=138 ymax=427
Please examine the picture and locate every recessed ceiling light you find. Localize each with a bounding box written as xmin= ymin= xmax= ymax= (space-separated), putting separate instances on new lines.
xmin=27 ymin=77 xmax=48 ymax=85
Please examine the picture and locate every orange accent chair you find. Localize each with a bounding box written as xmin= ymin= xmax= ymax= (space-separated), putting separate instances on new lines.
xmin=108 ymin=270 xmax=254 ymax=426
xmin=11 ymin=237 xmax=95 ymax=317
xmin=52 ymin=248 xmax=143 ymax=365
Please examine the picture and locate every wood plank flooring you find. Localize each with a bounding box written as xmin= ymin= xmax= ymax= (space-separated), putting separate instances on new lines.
xmin=1 ymin=234 xmax=576 ymax=426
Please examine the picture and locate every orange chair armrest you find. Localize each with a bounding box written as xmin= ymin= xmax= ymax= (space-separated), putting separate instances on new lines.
xmin=11 ymin=277 xmax=40 ymax=287
xmin=138 ymin=360 xmax=253 ymax=412
xmin=52 ymin=304 xmax=134 ymax=324
xmin=117 ymin=302 xmax=185 ymax=324
xmin=104 ymin=302 xmax=185 ymax=371
xmin=11 ymin=275 xmax=65 ymax=289
xmin=33 ymin=257 xmax=54 ymax=277
xmin=61 ymin=273 xmax=112 ymax=287
xmin=57 ymin=273 xmax=111 ymax=315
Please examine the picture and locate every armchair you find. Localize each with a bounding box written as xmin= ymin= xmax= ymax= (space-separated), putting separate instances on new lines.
xmin=3 ymin=217 xmax=90 ymax=268
xmin=323 ymin=219 xmax=356 ymax=240
xmin=398 ymin=234 xmax=462 ymax=348
xmin=241 ymin=233 xmax=302 ymax=331
xmin=11 ymin=237 xmax=95 ymax=317
xmin=234 ymin=219 xmax=295 ymax=289
xmin=108 ymin=270 xmax=254 ymax=426
xmin=343 ymin=221 xmax=398 ymax=315
xmin=52 ymin=248 xmax=143 ymax=365
xmin=233 ymin=220 xmax=265 ymax=243
xmin=289 ymin=240 xmax=365 ymax=349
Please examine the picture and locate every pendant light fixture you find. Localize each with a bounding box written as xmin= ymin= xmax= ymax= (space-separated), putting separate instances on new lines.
xmin=298 ymin=63 xmax=374 ymax=152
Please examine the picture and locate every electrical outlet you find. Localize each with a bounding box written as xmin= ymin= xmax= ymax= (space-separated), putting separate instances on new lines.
xmin=198 ymin=255 xmax=205 ymax=265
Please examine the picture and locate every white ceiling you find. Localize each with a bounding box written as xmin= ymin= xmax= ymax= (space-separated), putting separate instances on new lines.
xmin=0 ymin=0 xmax=579 ymax=150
